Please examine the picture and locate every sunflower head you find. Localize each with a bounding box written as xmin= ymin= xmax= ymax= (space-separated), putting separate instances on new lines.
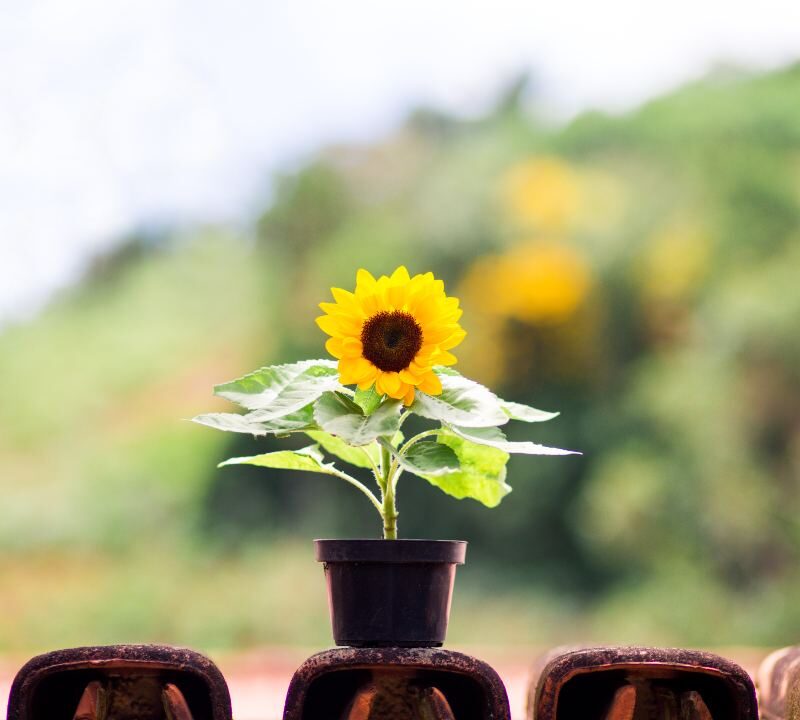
xmin=316 ymin=267 xmax=466 ymax=405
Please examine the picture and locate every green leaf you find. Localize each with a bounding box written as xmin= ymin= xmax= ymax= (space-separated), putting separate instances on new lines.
xmin=305 ymin=430 xmax=379 ymax=469
xmin=398 ymin=441 xmax=461 ymax=477
xmin=219 ymin=444 xmax=339 ymax=475
xmin=220 ymin=443 xmax=383 ymax=513
xmin=354 ymin=385 xmax=383 ymax=415
xmin=499 ymin=399 xmax=560 ymax=423
xmin=410 ymin=369 xmax=508 ymax=427
xmin=419 ymin=435 xmax=511 ymax=507
xmin=445 ymin=424 xmax=580 ymax=455
xmin=314 ymin=391 xmax=403 ymax=446
xmin=192 ymin=405 xmax=317 ymax=435
xmin=214 ymin=360 xmax=340 ymax=420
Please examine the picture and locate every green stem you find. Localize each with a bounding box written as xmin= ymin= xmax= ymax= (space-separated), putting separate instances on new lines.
xmin=380 ymin=443 xmax=398 ymax=539
xmin=360 ymin=447 xmax=383 ymax=489
xmin=329 ymin=468 xmax=383 ymax=515
xmin=387 ymin=428 xmax=441 ymax=479
xmin=400 ymin=428 xmax=441 ymax=452
xmin=391 ymin=467 xmax=404 ymax=494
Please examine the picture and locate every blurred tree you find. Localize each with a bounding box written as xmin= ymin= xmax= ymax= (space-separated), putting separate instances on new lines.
xmin=3 ymin=63 xmax=800 ymax=648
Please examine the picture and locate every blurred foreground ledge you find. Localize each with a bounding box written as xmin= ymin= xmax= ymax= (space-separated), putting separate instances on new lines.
xmin=0 ymin=645 xmax=775 ymax=720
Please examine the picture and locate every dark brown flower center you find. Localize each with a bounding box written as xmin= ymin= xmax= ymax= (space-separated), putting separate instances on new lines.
xmin=361 ymin=310 xmax=423 ymax=372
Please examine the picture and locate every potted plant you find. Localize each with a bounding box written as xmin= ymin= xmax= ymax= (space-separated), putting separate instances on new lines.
xmin=193 ymin=266 xmax=577 ymax=647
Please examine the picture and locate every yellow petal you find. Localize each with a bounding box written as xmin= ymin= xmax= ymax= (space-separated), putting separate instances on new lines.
xmin=380 ymin=371 xmax=402 ymax=395
xmin=316 ymin=314 xmax=344 ymax=337
xmin=408 ymin=360 xmax=430 ymax=376
xmin=409 ymin=292 xmax=437 ymax=319
xmin=390 ymin=266 xmax=411 ymax=284
xmin=385 ymin=382 xmax=407 ymax=400
xmin=374 ymin=276 xmax=392 ymax=306
xmin=325 ymin=337 xmax=345 ymax=358
xmin=319 ymin=301 xmax=346 ymax=316
xmin=331 ymin=287 xmax=359 ymax=307
xmin=413 ymin=345 xmax=436 ymax=364
xmin=357 ymin=293 xmax=381 ymax=316
xmin=356 ymin=269 xmax=377 ymax=293
xmin=387 ymin=284 xmax=408 ymax=310
xmin=376 ymin=372 xmax=404 ymax=398
xmin=440 ymin=329 xmax=467 ymax=350
xmin=434 ymin=350 xmax=458 ymax=366
xmin=320 ymin=313 xmax=363 ymax=337
xmin=340 ymin=337 xmax=363 ymax=358
xmin=403 ymin=385 xmax=416 ymax=406
xmin=417 ymin=372 xmax=442 ymax=395
xmin=339 ymin=357 xmax=375 ymax=384
xmin=420 ymin=323 xmax=458 ymax=343
xmin=399 ymin=369 xmax=421 ymax=385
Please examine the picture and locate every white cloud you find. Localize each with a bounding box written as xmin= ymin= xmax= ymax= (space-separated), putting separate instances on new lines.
xmin=1 ymin=0 xmax=800 ymax=322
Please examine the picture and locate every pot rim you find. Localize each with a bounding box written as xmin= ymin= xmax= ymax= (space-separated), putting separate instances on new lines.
xmin=314 ymin=538 xmax=467 ymax=564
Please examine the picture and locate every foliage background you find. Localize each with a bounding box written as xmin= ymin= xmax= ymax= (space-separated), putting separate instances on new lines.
xmin=2 ymin=65 xmax=800 ymax=652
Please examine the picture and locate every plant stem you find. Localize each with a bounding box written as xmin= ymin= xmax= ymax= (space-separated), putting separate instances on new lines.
xmin=380 ymin=443 xmax=398 ymax=539
xmin=387 ymin=428 xmax=442 ymax=480
xmin=400 ymin=428 xmax=441 ymax=452
xmin=360 ymin=447 xmax=383 ymax=489
xmin=330 ymin=468 xmax=384 ymax=515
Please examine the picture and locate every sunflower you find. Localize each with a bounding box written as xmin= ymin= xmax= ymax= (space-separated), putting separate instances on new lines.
xmin=316 ymin=267 xmax=466 ymax=405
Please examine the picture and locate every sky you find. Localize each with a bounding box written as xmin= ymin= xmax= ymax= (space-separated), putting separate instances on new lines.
xmin=2 ymin=0 xmax=800 ymax=325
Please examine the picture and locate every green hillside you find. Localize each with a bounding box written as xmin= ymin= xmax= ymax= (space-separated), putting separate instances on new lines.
xmin=2 ymin=64 xmax=800 ymax=651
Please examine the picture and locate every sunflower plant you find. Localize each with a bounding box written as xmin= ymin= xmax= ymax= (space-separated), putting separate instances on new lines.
xmin=193 ymin=267 xmax=577 ymax=539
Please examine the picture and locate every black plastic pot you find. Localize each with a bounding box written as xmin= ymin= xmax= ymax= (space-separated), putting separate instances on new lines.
xmin=314 ymin=539 xmax=467 ymax=648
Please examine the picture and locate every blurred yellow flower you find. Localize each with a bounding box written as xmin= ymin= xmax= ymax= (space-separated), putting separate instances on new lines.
xmin=317 ymin=267 xmax=466 ymax=405
xmin=462 ymin=241 xmax=591 ymax=325
xmin=500 ymin=157 xmax=580 ymax=231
